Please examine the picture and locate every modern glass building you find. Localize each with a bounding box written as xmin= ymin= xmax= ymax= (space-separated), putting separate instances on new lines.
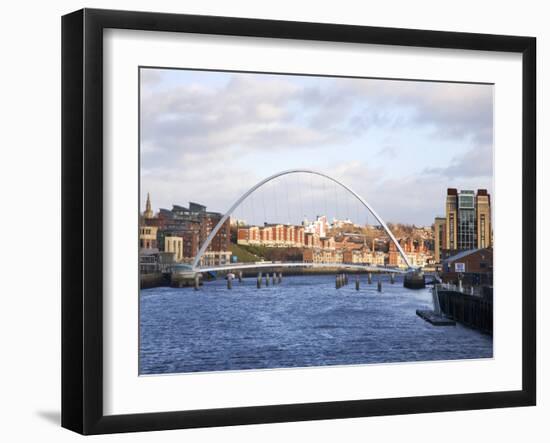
xmin=457 ymin=190 xmax=476 ymax=250
xmin=437 ymin=188 xmax=492 ymax=261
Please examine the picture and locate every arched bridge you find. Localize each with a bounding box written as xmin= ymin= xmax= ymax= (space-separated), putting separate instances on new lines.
xmin=191 ymin=169 xmax=414 ymax=274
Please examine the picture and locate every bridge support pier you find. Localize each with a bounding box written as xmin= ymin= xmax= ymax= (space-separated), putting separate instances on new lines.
xmin=368 ymin=273 xmax=372 ymax=284
xmin=403 ymin=270 xmax=426 ymax=289
xmin=265 ymin=274 xmax=269 ymax=286
xmin=194 ymin=274 xmax=200 ymax=291
xmin=279 ymin=272 xmax=283 ymax=283
xmin=390 ymin=273 xmax=395 ymax=284
xmin=257 ymin=272 xmax=262 ymax=289
xmin=238 ymin=271 xmax=242 ymax=283
xmin=227 ymin=274 xmax=233 ymax=289
xmin=272 ymin=273 xmax=276 ymax=285
xmin=355 ymin=276 xmax=360 ymax=291
xmin=336 ymin=274 xmax=341 ymax=289
xmin=377 ymin=279 xmax=382 ymax=292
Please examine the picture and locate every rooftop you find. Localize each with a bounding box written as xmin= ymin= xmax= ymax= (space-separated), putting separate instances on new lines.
xmin=443 ymin=248 xmax=492 ymax=263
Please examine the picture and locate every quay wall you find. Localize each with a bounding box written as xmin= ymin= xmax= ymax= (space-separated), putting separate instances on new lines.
xmin=140 ymin=272 xmax=170 ymax=289
xmin=437 ymin=289 xmax=493 ymax=335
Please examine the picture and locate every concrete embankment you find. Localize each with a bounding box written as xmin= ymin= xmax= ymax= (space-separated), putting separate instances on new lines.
xmin=140 ymin=272 xmax=170 ymax=289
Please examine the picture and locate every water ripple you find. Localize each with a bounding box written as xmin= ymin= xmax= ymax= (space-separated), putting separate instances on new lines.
xmin=139 ymin=274 xmax=492 ymax=374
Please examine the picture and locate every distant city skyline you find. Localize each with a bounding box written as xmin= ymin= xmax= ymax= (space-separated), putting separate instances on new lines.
xmin=140 ymin=68 xmax=493 ymax=226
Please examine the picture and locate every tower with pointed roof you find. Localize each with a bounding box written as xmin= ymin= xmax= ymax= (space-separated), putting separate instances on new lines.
xmin=144 ymin=193 xmax=154 ymax=219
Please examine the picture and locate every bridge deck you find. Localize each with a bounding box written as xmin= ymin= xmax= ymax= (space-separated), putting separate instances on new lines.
xmin=193 ymin=262 xmax=408 ymax=274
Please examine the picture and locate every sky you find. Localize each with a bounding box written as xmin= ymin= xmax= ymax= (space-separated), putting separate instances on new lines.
xmin=140 ymin=68 xmax=493 ymax=226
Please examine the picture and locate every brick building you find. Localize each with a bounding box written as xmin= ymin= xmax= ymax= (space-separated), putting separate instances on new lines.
xmin=441 ymin=248 xmax=493 ymax=286
xmin=140 ymin=198 xmax=230 ymax=265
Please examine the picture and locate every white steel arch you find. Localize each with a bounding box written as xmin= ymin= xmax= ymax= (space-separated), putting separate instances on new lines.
xmin=191 ymin=169 xmax=413 ymax=270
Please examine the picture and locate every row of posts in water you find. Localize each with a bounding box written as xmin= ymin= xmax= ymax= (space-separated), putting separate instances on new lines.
xmin=336 ymin=272 xmax=395 ymax=291
xmin=194 ymin=271 xmax=395 ymax=291
xmin=194 ymin=271 xmax=282 ymax=290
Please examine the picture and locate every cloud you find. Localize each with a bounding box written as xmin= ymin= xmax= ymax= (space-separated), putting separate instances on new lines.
xmin=376 ymin=145 xmax=398 ymax=158
xmin=424 ymin=144 xmax=493 ymax=178
xmin=322 ymin=78 xmax=493 ymax=144
xmin=140 ymin=70 xmax=494 ymax=225
xmin=141 ymin=72 xmax=493 ymax=161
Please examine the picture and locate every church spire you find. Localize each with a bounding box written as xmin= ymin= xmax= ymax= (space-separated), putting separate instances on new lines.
xmin=144 ymin=192 xmax=154 ymax=219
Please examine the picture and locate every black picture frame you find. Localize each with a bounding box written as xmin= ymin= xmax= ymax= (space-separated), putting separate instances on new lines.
xmin=62 ymin=8 xmax=537 ymax=435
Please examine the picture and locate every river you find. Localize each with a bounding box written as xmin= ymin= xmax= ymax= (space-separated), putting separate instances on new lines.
xmin=139 ymin=274 xmax=493 ymax=375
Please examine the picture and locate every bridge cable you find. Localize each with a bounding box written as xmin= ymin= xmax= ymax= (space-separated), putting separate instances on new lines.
xmin=354 ymin=197 xmax=361 ymax=231
xmin=251 ymin=188 xmax=255 ymax=229
xmin=298 ymin=173 xmax=304 ymax=225
xmin=309 ymin=172 xmax=314 ymax=221
xmin=334 ymin=180 xmax=339 ymax=223
xmin=346 ymin=183 xmax=350 ymax=222
xmin=272 ymin=178 xmax=278 ymax=225
xmin=262 ymin=180 xmax=267 ymax=226
xmin=323 ymin=177 xmax=327 ymax=221
xmin=285 ymin=174 xmax=291 ymax=225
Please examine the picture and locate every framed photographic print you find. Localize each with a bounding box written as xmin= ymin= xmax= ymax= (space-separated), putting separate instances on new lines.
xmin=61 ymin=8 xmax=536 ymax=435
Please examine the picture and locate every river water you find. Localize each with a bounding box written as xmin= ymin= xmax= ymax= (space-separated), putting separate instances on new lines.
xmin=139 ymin=274 xmax=493 ymax=375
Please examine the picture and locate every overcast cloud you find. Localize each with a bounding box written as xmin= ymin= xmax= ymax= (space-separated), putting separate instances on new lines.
xmin=140 ymin=69 xmax=493 ymax=225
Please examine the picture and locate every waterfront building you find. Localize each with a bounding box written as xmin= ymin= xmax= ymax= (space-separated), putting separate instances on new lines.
xmin=238 ymin=224 xmax=306 ymax=248
xmin=273 ymin=224 xmax=284 ymax=245
xmin=200 ymin=251 xmax=232 ymax=267
xmin=146 ymin=200 xmax=230 ymax=265
xmin=387 ymin=237 xmax=430 ymax=269
xmin=237 ymin=227 xmax=249 ymax=244
xmin=332 ymin=218 xmax=354 ymax=229
xmin=321 ymin=237 xmax=335 ymax=250
xmin=139 ymin=226 xmax=158 ymax=249
xmin=199 ymin=210 xmax=230 ymax=258
xmin=441 ymin=248 xmax=493 ymax=286
xmin=181 ymin=231 xmax=200 ymax=260
xmin=302 ymin=248 xmax=343 ymax=264
xmin=139 ymin=249 xmax=159 ymax=274
xmin=304 ymin=215 xmax=328 ymax=238
xmin=445 ymin=188 xmax=459 ymax=250
xmin=295 ymin=226 xmax=305 ymax=247
xmin=247 ymin=226 xmax=260 ymax=245
xmin=164 ymin=236 xmax=183 ymax=262
xmin=230 ymin=218 xmax=247 ymax=227
xmin=260 ymin=226 xmax=274 ymax=246
xmin=457 ymin=190 xmax=476 ymax=250
xmin=476 ymin=190 xmax=491 ymax=249
xmin=304 ymin=232 xmax=321 ymax=249
xmin=372 ymin=251 xmax=387 ymax=266
xmin=434 ymin=217 xmax=446 ymax=263
xmin=437 ymin=188 xmax=492 ymax=261
xmin=158 ymin=251 xmax=177 ymax=272
xmin=343 ymin=249 xmax=364 ymax=264
xmin=283 ymin=225 xmax=295 ymax=246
